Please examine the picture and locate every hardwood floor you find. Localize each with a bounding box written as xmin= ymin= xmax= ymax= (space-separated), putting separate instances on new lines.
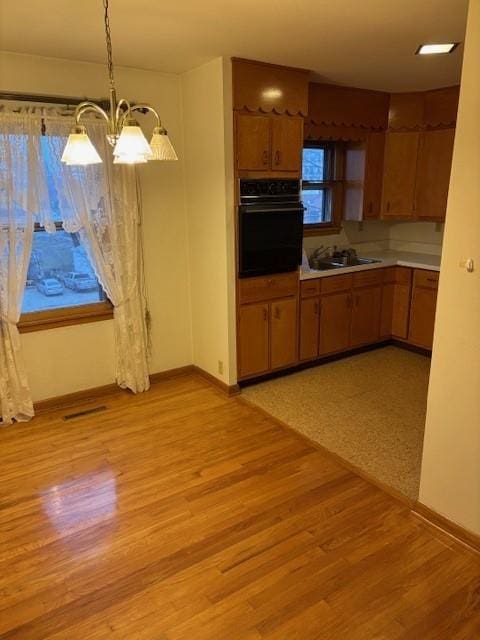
xmin=0 ymin=374 xmax=479 ymax=639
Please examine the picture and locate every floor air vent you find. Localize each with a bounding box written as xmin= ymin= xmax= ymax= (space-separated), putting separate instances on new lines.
xmin=63 ymin=405 xmax=108 ymax=421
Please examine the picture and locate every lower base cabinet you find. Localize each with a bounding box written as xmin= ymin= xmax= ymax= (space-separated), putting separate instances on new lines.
xmin=299 ymin=297 xmax=320 ymax=361
xmin=380 ymin=267 xmax=412 ymax=339
xmin=408 ymin=270 xmax=438 ymax=349
xmin=238 ymin=302 xmax=269 ymax=378
xmin=350 ymin=286 xmax=382 ymax=347
xmin=318 ymin=292 xmax=352 ymax=355
xmin=270 ymin=298 xmax=298 ymax=369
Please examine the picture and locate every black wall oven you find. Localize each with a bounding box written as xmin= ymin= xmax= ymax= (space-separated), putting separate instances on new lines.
xmin=238 ymin=179 xmax=304 ymax=278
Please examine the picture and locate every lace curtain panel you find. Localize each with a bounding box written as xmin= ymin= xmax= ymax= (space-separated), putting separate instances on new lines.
xmin=0 ymin=113 xmax=41 ymax=423
xmin=0 ymin=109 xmax=150 ymax=425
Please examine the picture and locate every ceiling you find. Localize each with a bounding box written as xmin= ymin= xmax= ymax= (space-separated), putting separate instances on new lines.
xmin=0 ymin=0 xmax=469 ymax=91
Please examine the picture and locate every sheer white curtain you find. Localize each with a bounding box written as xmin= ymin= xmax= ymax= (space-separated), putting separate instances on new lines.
xmin=0 ymin=111 xmax=45 ymax=424
xmin=0 ymin=109 xmax=150 ymax=425
xmin=41 ymin=116 xmax=150 ymax=393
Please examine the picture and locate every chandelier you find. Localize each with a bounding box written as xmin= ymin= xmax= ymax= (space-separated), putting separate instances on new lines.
xmin=61 ymin=0 xmax=177 ymax=166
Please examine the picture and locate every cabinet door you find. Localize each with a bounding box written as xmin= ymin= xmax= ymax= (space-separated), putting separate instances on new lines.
xmin=236 ymin=114 xmax=270 ymax=171
xmin=381 ymin=132 xmax=419 ymax=218
xmin=299 ymin=297 xmax=320 ymax=361
xmin=318 ymin=292 xmax=352 ymax=355
xmin=238 ymin=303 xmax=269 ymax=378
xmin=363 ymin=132 xmax=385 ymax=219
xmin=380 ymin=283 xmax=411 ymax=339
xmin=271 ymin=116 xmax=304 ymax=172
xmin=270 ymin=298 xmax=298 ymax=369
xmin=351 ymin=286 xmax=382 ymax=347
xmin=408 ymin=287 xmax=437 ymax=349
xmin=415 ymin=128 xmax=455 ymax=220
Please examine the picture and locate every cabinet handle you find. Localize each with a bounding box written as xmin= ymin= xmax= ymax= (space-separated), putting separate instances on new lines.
xmin=314 ymin=301 xmax=319 ymax=315
xmin=263 ymin=308 xmax=267 ymax=321
xmin=386 ymin=201 xmax=391 ymax=212
xmin=426 ymin=278 xmax=437 ymax=283
xmin=274 ymin=150 xmax=280 ymax=165
xmin=274 ymin=306 xmax=281 ymax=320
xmin=263 ymin=150 xmax=269 ymax=165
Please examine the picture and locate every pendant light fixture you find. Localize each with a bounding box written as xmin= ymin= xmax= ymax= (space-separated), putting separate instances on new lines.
xmin=61 ymin=0 xmax=177 ymax=166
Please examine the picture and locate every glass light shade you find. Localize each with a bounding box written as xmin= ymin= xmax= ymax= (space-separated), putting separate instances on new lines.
xmin=149 ymin=127 xmax=178 ymax=161
xmin=61 ymin=127 xmax=102 ymax=165
xmin=113 ymin=154 xmax=148 ymax=165
xmin=113 ymin=124 xmax=152 ymax=159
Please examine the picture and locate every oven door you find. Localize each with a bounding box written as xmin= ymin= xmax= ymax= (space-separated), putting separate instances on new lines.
xmin=238 ymin=203 xmax=304 ymax=278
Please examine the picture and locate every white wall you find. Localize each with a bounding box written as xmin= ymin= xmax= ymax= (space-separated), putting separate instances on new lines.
xmin=181 ymin=58 xmax=237 ymax=385
xmin=419 ymin=0 xmax=480 ymax=535
xmin=0 ymin=51 xmax=193 ymax=401
xmin=389 ymin=221 xmax=444 ymax=255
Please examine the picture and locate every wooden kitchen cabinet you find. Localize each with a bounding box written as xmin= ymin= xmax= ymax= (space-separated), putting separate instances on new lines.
xmin=238 ymin=302 xmax=269 ymax=378
xmin=235 ymin=113 xmax=303 ymax=174
xmin=350 ymin=286 xmax=382 ymax=346
xmin=236 ymin=114 xmax=270 ymax=171
xmin=380 ymin=267 xmax=412 ymax=339
xmin=415 ymin=128 xmax=455 ymax=220
xmin=318 ymin=291 xmax=352 ymax=355
xmin=271 ymin=116 xmax=304 ymax=172
xmin=299 ymin=297 xmax=320 ymax=361
xmin=270 ymin=297 xmax=298 ymax=369
xmin=363 ymin=132 xmax=385 ymax=218
xmin=381 ymin=132 xmax=419 ymax=218
xmin=408 ymin=269 xmax=438 ymax=349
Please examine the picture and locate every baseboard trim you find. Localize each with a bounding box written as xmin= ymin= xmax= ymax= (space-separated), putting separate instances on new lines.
xmin=34 ymin=365 xmax=195 ymax=414
xmin=412 ymin=501 xmax=480 ymax=554
xmin=192 ymin=366 xmax=241 ymax=396
xmin=237 ymin=395 xmax=414 ymax=509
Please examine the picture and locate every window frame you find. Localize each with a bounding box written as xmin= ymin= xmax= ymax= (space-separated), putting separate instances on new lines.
xmin=18 ymin=221 xmax=113 ymax=334
xmin=302 ymin=141 xmax=344 ymax=236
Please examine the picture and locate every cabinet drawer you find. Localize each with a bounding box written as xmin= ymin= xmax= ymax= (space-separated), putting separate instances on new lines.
xmin=413 ymin=269 xmax=439 ymax=290
xmin=383 ymin=266 xmax=412 ymax=285
xmin=352 ymin=269 xmax=383 ymax=289
xmin=238 ymin=272 xmax=298 ymax=304
xmin=300 ymin=279 xmax=321 ymax=298
xmin=321 ymin=274 xmax=353 ymax=294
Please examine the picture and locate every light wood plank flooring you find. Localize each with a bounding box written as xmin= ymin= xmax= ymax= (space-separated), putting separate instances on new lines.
xmin=0 ymin=374 xmax=479 ymax=639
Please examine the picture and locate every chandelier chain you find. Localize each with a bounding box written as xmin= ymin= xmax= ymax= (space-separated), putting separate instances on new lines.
xmin=103 ymin=0 xmax=115 ymax=90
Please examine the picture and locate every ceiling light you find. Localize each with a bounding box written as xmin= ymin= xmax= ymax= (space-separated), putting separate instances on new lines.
xmin=149 ymin=127 xmax=179 ymax=161
xmin=61 ymin=0 xmax=177 ymax=166
xmin=60 ymin=125 xmax=102 ymax=165
xmin=416 ymin=43 xmax=459 ymax=55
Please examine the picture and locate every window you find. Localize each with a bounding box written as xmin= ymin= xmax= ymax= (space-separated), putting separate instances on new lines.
xmin=18 ymin=138 xmax=112 ymax=333
xmin=302 ymin=143 xmax=343 ymax=234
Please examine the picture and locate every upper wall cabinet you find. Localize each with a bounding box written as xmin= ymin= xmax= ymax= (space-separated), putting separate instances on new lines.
xmin=381 ymin=132 xmax=420 ymax=218
xmin=232 ymin=58 xmax=309 ymax=115
xmin=415 ymin=128 xmax=456 ymax=219
xmin=235 ymin=113 xmax=304 ymax=175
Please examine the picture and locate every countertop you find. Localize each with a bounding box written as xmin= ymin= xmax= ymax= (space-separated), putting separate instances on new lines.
xmin=300 ymin=251 xmax=441 ymax=280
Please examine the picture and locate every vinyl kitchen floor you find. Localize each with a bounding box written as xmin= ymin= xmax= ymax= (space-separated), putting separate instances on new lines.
xmin=242 ymin=346 xmax=431 ymax=501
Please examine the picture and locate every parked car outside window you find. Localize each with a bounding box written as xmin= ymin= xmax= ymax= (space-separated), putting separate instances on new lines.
xmin=36 ymin=278 xmax=64 ymax=296
xmin=63 ymin=272 xmax=99 ymax=292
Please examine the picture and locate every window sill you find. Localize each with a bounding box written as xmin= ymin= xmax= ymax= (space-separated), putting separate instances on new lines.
xmin=18 ymin=302 xmax=114 ymax=334
xmin=303 ymin=224 xmax=343 ymax=237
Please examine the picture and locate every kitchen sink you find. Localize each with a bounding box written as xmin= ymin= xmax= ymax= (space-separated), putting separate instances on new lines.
xmin=312 ymin=257 xmax=381 ymax=270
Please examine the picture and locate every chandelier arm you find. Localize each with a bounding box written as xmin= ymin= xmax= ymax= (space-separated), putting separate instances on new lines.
xmin=74 ymin=101 xmax=110 ymax=126
xmin=115 ymin=98 xmax=132 ymax=131
xmin=130 ymin=104 xmax=162 ymax=128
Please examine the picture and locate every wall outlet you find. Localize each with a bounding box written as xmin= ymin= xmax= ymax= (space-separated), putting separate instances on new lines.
xmin=218 ymin=360 xmax=224 ymax=375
